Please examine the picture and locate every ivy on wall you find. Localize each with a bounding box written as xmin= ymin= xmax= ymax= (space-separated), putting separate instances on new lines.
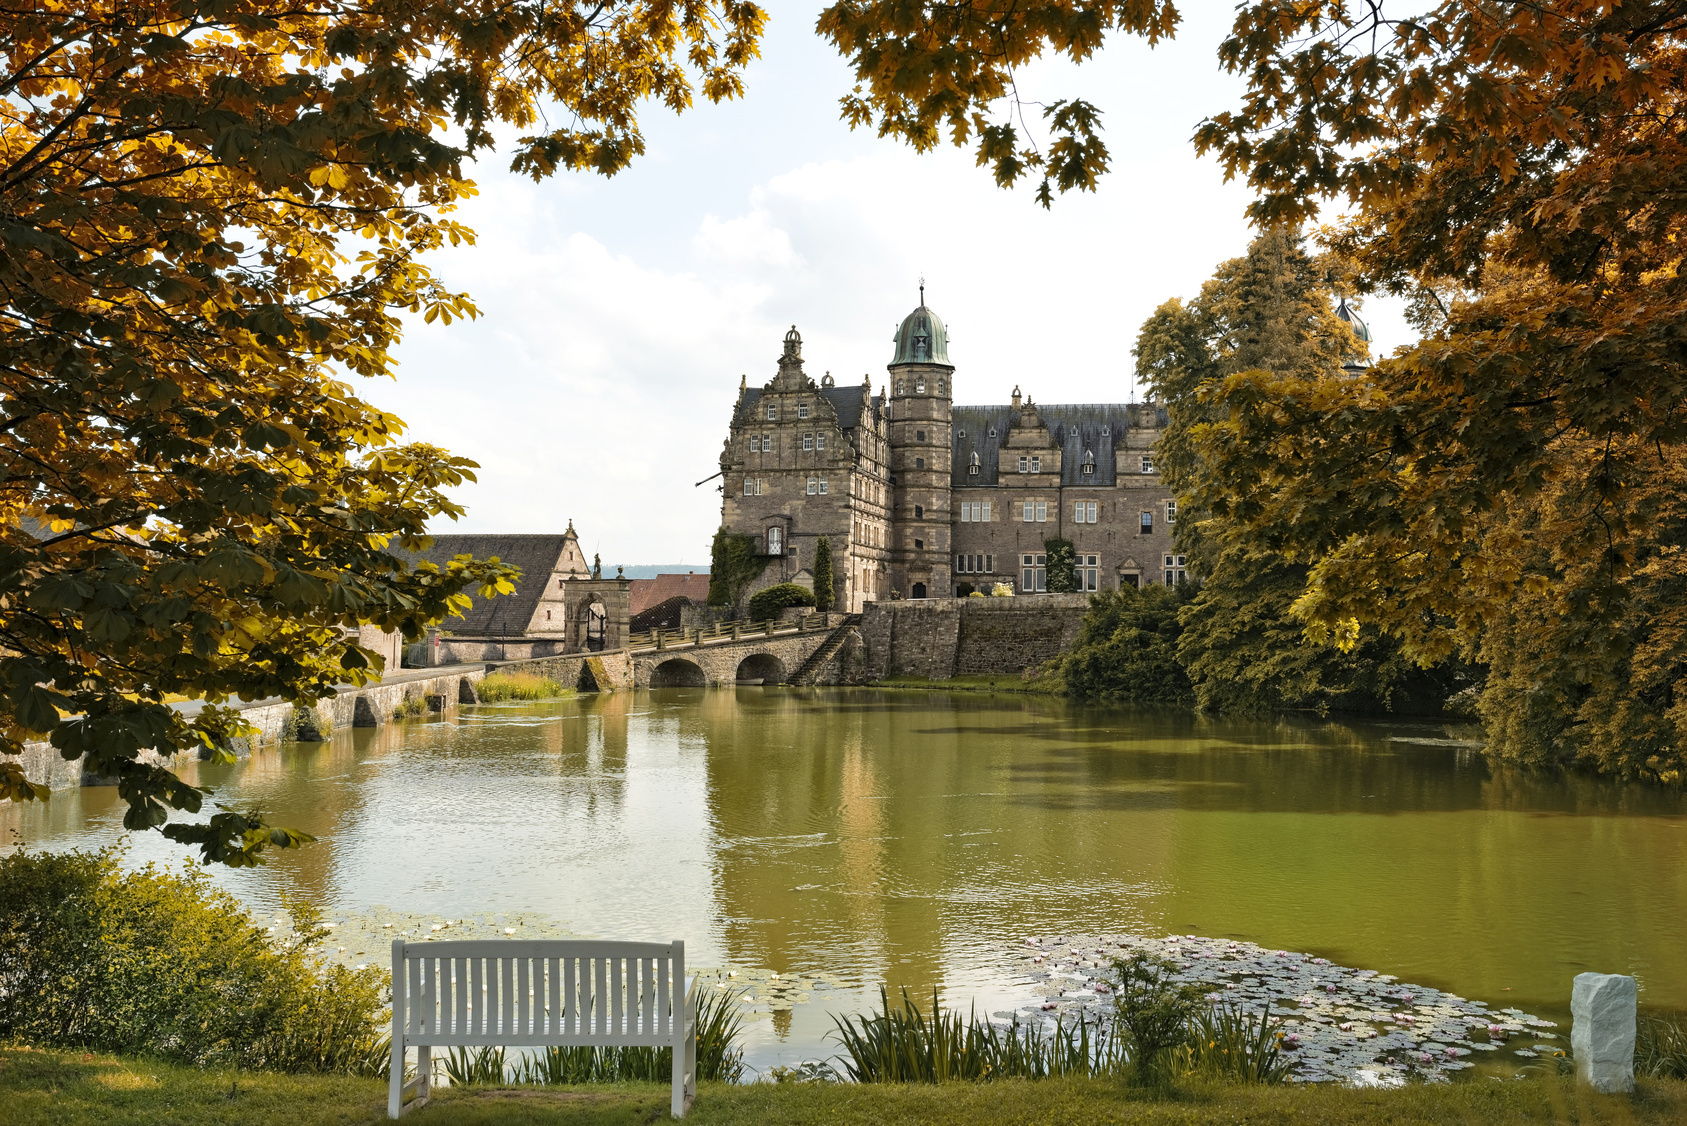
xmin=708 ymin=530 xmax=770 ymax=609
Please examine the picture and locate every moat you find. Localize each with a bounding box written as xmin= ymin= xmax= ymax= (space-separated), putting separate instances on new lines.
xmin=6 ymin=689 xmax=1685 ymax=1074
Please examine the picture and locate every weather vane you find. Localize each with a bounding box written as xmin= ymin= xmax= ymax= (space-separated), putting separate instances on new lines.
xmin=919 ymin=274 xmax=925 ymax=305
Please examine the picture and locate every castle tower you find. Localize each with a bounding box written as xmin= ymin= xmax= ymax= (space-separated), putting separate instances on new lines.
xmin=886 ymin=290 xmax=954 ymax=599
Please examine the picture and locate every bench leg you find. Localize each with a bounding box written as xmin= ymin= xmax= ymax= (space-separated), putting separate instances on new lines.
xmin=671 ymin=1030 xmax=688 ymax=1118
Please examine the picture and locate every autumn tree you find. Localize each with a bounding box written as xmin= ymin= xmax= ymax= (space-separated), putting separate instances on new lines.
xmin=838 ymin=2 xmax=1687 ymax=776
xmin=0 ymin=0 xmax=766 ymax=863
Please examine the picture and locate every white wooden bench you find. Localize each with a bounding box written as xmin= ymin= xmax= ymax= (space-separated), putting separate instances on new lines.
xmin=388 ymin=938 xmax=699 ymax=1118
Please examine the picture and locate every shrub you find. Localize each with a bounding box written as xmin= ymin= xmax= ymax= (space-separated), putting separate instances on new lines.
xmin=1109 ymin=953 xmax=1205 ymax=1086
xmin=0 ymin=846 xmax=386 ymax=1072
xmin=748 ymin=582 xmax=815 ymax=620
xmin=392 ymin=694 xmax=426 ymax=719
xmin=1043 ymin=538 xmax=1077 ymax=593
xmin=475 ymin=674 xmax=570 ymax=702
xmin=1061 ymin=584 xmax=1196 ymax=703
xmin=813 ymin=536 xmax=835 ymax=611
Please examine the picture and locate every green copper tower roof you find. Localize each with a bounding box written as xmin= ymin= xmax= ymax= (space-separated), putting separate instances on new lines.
xmin=1335 ymin=296 xmax=1372 ymax=343
xmin=890 ymin=296 xmax=951 ymax=367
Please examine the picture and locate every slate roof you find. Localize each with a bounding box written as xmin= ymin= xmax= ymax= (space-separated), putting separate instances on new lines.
xmin=951 ymin=403 xmax=1167 ymax=487
xmin=390 ymin=534 xmax=570 ymax=636
xmin=629 ymin=572 xmax=711 ymax=615
xmin=735 ymin=385 xmax=884 ymax=431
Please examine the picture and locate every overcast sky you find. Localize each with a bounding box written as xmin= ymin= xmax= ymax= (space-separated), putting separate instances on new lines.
xmin=360 ymin=3 xmax=1407 ymax=566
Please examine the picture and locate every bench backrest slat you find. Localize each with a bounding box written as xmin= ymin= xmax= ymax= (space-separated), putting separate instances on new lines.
xmin=393 ymin=939 xmax=685 ymax=1046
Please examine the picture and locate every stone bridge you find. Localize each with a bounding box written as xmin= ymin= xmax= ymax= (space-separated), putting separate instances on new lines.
xmin=495 ymin=616 xmax=860 ymax=689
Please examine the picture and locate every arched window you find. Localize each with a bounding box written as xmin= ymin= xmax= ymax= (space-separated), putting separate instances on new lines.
xmin=766 ymin=526 xmax=783 ymax=555
xmin=896 ymin=380 xmax=904 ymax=394
xmin=914 ymin=378 xmax=925 ymax=393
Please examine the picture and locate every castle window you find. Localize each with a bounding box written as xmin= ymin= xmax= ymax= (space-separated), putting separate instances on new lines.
xmin=988 ymin=427 xmax=997 ymax=438
xmin=816 ymin=433 xmax=826 ymax=450
xmin=1164 ymin=554 xmax=1188 ymax=586
xmin=767 ymin=403 xmax=777 ymax=420
xmin=1140 ymin=511 xmax=1154 ymax=534
xmin=1021 ymin=553 xmax=1047 ymax=593
xmin=915 ymin=505 xmax=924 ymax=518
xmin=546 ymin=610 xmax=552 ymax=620
xmin=1030 ymin=456 xmax=1041 ymax=473
xmin=1081 ymin=449 xmax=1095 ymax=474
xmin=958 ymin=430 xmax=965 ymax=438
xmin=763 ymin=432 xmax=772 ymax=448
xmin=750 ymin=435 xmax=760 ymax=452
xmin=916 ymin=457 xmax=925 ymax=468
xmin=938 ymin=380 xmax=946 ymax=394
xmin=806 ymin=477 xmax=818 ymax=495
xmin=1037 ymin=500 xmax=1048 ymax=522
xmin=916 ymin=430 xmax=925 ymax=441
xmin=1166 ymin=500 xmax=1177 ymax=524
xmin=803 ymin=432 xmax=814 ymax=450
xmin=798 ymin=403 xmax=809 ymax=419
xmin=1079 ymin=554 xmax=1100 ymax=592
xmin=819 ymin=477 xmax=828 ymax=495
xmin=1018 ymin=456 xmax=1028 ymax=473
xmin=1141 ymin=455 xmax=1154 ymax=474
xmin=896 ymin=381 xmax=904 ymax=394
xmin=915 ymin=379 xmax=925 ymax=393
xmin=915 ymin=538 xmax=924 ymax=550
xmin=766 ymin=526 xmax=783 ymax=555
xmin=1075 ymin=501 xmax=1097 ymax=523
xmin=1101 ymin=425 xmax=1110 ymax=436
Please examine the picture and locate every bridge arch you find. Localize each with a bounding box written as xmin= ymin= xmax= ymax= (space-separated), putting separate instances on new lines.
xmin=735 ymin=652 xmax=785 ymax=685
xmin=650 ymin=658 xmax=707 ymax=688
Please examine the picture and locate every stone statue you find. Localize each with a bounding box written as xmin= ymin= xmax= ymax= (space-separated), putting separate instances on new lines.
xmin=593 ymin=553 xmax=601 ymax=579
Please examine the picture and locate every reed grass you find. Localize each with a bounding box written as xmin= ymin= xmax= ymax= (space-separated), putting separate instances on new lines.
xmin=829 ymin=985 xmax=1294 ymax=1086
xmin=1639 ymin=1014 xmax=1687 ymax=1080
xmin=475 ymin=674 xmax=572 ymax=702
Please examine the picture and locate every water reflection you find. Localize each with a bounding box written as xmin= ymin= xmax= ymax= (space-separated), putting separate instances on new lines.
xmin=4 ymin=688 xmax=1684 ymax=1070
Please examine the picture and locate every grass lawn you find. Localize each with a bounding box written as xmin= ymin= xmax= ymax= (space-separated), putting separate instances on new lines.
xmin=6 ymin=1046 xmax=1686 ymax=1126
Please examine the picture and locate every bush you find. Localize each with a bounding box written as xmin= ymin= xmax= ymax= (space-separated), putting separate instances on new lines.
xmin=0 ymin=846 xmax=386 ymax=1072
xmin=475 ymin=674 xmax=571 ymax=702
xmin=1061 ymin=584 xmax=1196 ymax=703
xmin=748 ymin=582 xmax=815 ymax=620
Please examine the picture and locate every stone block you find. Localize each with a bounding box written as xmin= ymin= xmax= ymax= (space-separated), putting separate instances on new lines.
xmin=1571 ymin=972 xmax=1636 ymax=1094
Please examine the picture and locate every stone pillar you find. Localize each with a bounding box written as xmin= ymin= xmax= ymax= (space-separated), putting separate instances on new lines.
xmin=1571 ymin=972 xmax=1636 ymax=1094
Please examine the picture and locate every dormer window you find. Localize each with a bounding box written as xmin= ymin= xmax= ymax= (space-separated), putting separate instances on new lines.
xmin=988 ymin=427 xmax=997 ymax=438
xmin=798 ymin=403 xmax=809 ymax=419
xmin=1081 ymin=449 xmax=1096 ymax=475
xmin=968 ymin=451 xmax=980 ymax=476
xmin=958 ymin=430 xmax=965 ymax=438
xmin=1101 ymin=425 xmax=1110 ymax=436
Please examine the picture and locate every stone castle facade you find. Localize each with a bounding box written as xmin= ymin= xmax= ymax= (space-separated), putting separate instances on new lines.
xmin=719 ymin=300 xmax=1182 ymax=613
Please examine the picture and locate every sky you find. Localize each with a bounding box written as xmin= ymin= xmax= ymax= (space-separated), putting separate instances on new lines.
xmin=358 ymin=3 xmax=1409 ymax=566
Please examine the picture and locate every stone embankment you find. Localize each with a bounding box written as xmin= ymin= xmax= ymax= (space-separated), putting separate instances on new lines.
xmin=15 ymin=666 xmax=486 ymax=791
xmin=857 ymin=595 xmax=1089 ymax=680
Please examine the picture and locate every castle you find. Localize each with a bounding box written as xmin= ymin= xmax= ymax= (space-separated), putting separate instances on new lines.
xmin=719 ymin=297 xmax=1182 ymax=612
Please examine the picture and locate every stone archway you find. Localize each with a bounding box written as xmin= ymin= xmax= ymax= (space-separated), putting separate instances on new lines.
xmin=735 ymin=652 xmax=785 ymax=685
xmin=911 ymin=582 xmax=927 ymax=599
xmin=650 ymin=658 xmax=707 ymax=688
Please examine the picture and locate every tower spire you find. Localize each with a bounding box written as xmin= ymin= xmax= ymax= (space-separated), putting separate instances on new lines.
xmin=919 ymin=274 xmax=925 ymax=307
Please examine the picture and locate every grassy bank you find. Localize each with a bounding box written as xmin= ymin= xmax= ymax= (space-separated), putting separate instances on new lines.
xmin=7 ymin=1047 xmax=1686 ymax=1126
xmin=868 ymin=673 xmax=1065 ymax=696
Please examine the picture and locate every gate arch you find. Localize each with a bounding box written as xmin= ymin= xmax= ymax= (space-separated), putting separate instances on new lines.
xmin=735 ymin=653 xmax=785 ymax=685
xmin=650 ymin=658 xmax=707 ymax=688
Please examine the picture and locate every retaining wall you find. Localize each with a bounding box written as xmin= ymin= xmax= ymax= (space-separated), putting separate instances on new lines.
xmin=490 ymin=650 xmax=636 ymax=692
xmin=858 ymin=595 xmax=1090 ymax=680
xmin=13 ymin=666 xmax=487 ymax=792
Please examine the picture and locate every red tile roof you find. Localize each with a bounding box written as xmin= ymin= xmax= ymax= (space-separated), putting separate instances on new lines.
xmin=628 ymin=572 xmax=711 ymax=615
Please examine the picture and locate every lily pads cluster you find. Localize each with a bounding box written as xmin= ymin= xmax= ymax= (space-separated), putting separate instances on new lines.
xmin=1004 ymin=933 xmax=1559 ymax=1084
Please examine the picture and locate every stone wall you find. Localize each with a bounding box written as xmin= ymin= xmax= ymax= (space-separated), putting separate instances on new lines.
xmin=13 ymin=667 xmax=487 ymax=792
xmin=492 ymin=649 xmax=636 ymax=692
xmin=858 ymin=594 xmax=1089 ymax=679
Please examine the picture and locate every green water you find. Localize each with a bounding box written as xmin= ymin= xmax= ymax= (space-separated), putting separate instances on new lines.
xmin=5 ymin=688 xmax=1684 ymax=1070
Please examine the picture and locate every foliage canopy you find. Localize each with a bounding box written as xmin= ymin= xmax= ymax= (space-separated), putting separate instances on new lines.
xmin=0 ymin=0 xmax=766 ymax=859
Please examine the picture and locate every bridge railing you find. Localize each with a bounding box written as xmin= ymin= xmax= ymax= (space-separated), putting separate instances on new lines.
xmin=627 ymin=612 xmax=842 ymax=652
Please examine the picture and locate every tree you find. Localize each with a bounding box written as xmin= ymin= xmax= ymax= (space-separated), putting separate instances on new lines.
xmin=1 ymin=0 xmax=766 ymax=863
xmin=819 ymin=3 xmax=1687 ymax=773
xmin=813 ymin=535 xmax=835 ymax=611
xmin=1042 ymin=537 xmax=1076 ymax=593
xmin=707 ymin=530 xmax=768 ymax=611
